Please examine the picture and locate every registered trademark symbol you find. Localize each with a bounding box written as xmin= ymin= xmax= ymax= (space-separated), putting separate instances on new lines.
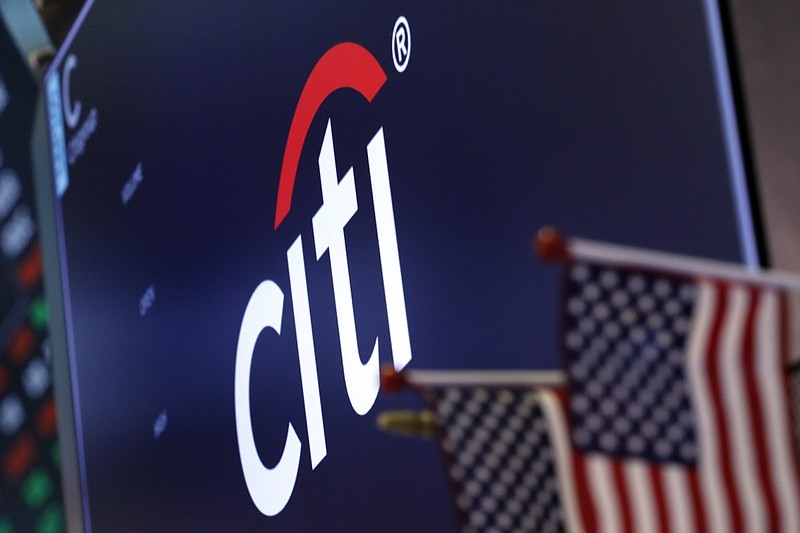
xmin=392 ymin=16 xmax=411 ymax=73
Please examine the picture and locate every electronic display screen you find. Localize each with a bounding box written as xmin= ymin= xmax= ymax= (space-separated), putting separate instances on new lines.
xmin=41 ymin=1 xmax=758 ymax=530
xmin=0 ymin=9 xmax=64 ymax=532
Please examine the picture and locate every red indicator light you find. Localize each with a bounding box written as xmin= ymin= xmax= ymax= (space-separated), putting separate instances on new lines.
xmin=8 ymin=326 xmax=35 ymax=366
xmin=17 ymin=244 xmax=42 ymax=289
xmin=4 ymin=434 xmax=37 ymax=481
xmin=36 ymin=399 xmax=56 ymax=438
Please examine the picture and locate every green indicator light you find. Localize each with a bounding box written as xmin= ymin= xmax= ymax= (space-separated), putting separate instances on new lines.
xmin=22 ymin=468 xmax=53 ymax=508
xmin=0 ymin=517 xmax=12 ymax=533
xmin=30 ymin=297 xmax=48 ymax=331
xmin=37 ymin=503 xmax=64 ymax=533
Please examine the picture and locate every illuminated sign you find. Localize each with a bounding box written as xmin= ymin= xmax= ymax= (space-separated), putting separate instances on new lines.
xmin=235 ymin=36 xmax=413 ymax=516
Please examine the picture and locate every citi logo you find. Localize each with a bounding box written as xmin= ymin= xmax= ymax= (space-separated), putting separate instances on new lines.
xmin=235 ymin=40 xmax=413 ymax=516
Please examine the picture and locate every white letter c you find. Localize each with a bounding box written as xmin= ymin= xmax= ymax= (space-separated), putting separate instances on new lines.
xmin=235 ymin=280 xmax=301 ymax=516
xmin=62 ymin=54 xmax=82 ymax=129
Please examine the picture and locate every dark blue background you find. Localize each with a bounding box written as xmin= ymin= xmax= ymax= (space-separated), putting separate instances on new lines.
xmin=48 ymin=1 xmax=746 ymax=531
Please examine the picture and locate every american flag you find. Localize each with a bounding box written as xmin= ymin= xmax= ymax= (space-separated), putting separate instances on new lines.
xmin=412 ymin=234 xmax=800 ymax=533
xmin=559 ymin=243 xmax=800 ymax=533
xmin=424 ymin=383 xmax=575 ymax=532
xmin=378 ymin=232 xmax=800 ymax=531
xmin=429 ymin=373 xmax=800 ymax=533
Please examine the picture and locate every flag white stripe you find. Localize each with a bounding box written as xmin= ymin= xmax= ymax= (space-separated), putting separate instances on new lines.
xmin=586 ymin=455 xmax=621 ymax=533
xmin=757 ymin=290 xmax=800 ymax=532
xmin=687 ymin=281 xmax=729 ymax=533
xmin=663 ymin=466 xmax=695 ymax=533
xmin=626 ymin=461 xmax=657 ymax=533
xmin=721 ymin=286 xmax=766 ymax=533
xmin=568 ymin=237 xmax=800 ymax=291
xmin=537 ymin=390 xmax=584 ymax=533
xmin=787 ymin=292 xmax=800 ymax=364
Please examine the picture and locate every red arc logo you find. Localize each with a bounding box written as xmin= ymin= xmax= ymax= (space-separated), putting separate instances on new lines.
xmin=274 ymin=43 xmax=387 ymax=229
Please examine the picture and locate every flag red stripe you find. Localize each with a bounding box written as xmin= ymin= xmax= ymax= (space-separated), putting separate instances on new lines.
xmin=611 ymin=460 xmax=634 ymax=533
xmin=648 ymin=465 xmax=670 ymax=533
xmin=553 ymin=388 xmax=599 ymax=533
xmin=705 ymin=282 xmax=743 ymax=533
xmin=547 ymin=389 xmax=591 ymax=533
xmin=572 ymin=451 xmax=598 ymax=532
xmin=687 ymin=469 xmax=707 ymax=533
xmin=779 ymin=293 xmax=800 ymax=507
xmin=742 ymin=288 xmax=780 ymax=532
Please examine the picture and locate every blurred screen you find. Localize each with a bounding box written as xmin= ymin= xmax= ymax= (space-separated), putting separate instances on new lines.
xmin=0 ymin=12 xmax=63 ymax=533
xmin=42 ymin=1 xmax=757 ymax=531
